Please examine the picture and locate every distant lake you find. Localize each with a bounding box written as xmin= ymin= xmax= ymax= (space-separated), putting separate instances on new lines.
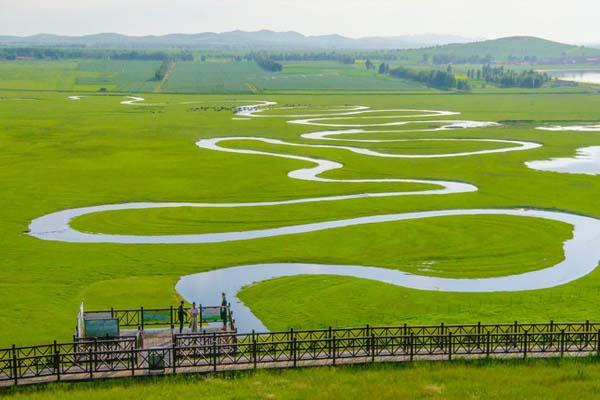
xmin=549 ymin=70 xmax=600 ymax=85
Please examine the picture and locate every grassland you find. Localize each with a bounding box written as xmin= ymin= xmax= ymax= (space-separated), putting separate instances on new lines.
xmin=2 ymin=90 xmax=600 ymax=348
xmin=162 ymin=60 xmax=428 ymax=93
xmin=0 ymin=59 xmax=427 ymax=94
xmin=0 ymin=60 xmax=159 ymax=92
xmin=4 ymin=358 xmax=600 ymax=399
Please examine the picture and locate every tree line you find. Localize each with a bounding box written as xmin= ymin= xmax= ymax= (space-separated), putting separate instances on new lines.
xmin=387 ymin=65 xmax=470 ymax=90
xmin=422 ymin=53 xmax=494 ymax=65
xmin=467 ymin=65 xmax=550 ymax=88
xmin=0 ymin=47 xmax=194 ymax=61
xmin=247 ymin=51 xmax=356 ymax=64
xmin=246 ymin=54 xmax=283 ymax=72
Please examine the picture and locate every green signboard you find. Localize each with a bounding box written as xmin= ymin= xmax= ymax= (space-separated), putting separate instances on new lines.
xmin=202 ymin=306 xmax=221 ymax=322
xmin=84 ymin=318 xmax=119 ymax=337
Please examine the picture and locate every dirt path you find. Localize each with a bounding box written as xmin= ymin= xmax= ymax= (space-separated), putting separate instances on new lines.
xmin=154 ymin=62 xmax=176 ymax=92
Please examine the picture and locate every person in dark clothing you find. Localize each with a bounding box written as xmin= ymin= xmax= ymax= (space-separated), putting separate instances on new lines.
xmin=177 ymin=301 xmax=186 ymax=333
xmin=220 ymin=293 xmax=228 ymax=330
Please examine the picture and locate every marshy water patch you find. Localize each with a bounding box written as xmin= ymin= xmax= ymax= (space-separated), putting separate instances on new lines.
xmin=526 ymin=146 xmax=600 ymax=175
xmin=537 ymin=124 xmax=600 ymax=132
xmin=549 ymin=70 xmax=600 ymax=85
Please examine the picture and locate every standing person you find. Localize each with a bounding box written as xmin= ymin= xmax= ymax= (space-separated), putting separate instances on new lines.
xmin=220 ymin=293 xmax=228 ymax=331
xmin=177 ymin=301 xmax=186 ymax=334
xmin=190 ymin=302 xmax=199 ymax=333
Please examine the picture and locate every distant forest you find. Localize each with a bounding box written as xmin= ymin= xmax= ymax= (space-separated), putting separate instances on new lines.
xmin=0 ymin=47 xmax=194 ymax=61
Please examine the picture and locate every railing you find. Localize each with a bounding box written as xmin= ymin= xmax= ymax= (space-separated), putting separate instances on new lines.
xmin=87 ymin=306 xmax=233 ymax=330
xmin=3 ymin=320 xmax=600 ymax=387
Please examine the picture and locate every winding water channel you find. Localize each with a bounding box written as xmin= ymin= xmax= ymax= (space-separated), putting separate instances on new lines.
xmin=32 ymin=98 xmax=600 ymax=331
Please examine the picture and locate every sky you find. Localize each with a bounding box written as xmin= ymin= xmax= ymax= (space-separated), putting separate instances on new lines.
xmin=0 ymin=0 xmax=598 ymax=44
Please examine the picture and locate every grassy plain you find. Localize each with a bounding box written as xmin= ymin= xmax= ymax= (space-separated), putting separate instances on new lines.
xmin=0 ymin=59 xmax=427 ymax=94
xmin=2 ymin=90 xmax=600 ymax=348
xmin=4 ymin=358 xmax=600 ymax=399
xmin=0 ymin=60 xmax=159 ymax=92
xmin=163 ymin=60 xmax=427 ymax=93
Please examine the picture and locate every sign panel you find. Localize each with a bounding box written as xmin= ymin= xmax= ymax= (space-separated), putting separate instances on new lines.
xmin=202 ymin=306 xmax=221 ymax=322
xmin=84 ymin=318 xmax=119 ymax=337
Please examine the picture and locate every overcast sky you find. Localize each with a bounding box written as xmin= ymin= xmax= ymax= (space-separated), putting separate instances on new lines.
xmin=1 ymin=0 xmax=598 ymax=44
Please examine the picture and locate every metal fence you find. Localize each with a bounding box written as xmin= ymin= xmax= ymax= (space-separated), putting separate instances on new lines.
xmin=87 ymin=306 xmax=233 ymax=330
xmin=2 ymin=320 xmax=600 ymax=387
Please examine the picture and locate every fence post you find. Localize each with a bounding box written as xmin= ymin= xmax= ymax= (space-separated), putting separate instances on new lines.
xmin=486 ymin=332 xmax=491 ymax=357
xmin=292 ymin=336 xmax=297 ymax=368
xmin=365 ymin=324 xmax=370 ymax=355
xmin=560 ymin=329 xmax=565 ymax=357
xmin=371 ymin=333 xmax=375 ymax=363
xmin=586 ymin=320 xmax=590 ymax=332
xmin=328 ymin=326 xmax=332 ymax=357
xmin=199 ymin=305 xmax=203 ymax=329
xmin=523 ymin=331 xmax=528 ymax=358
xmin=131 ymin=348 xmax=136 ymax=377
xmin=289 ymin=328 xmax=294 ymax=363
xmin=597 ymin=329 xmax=600 ymax=357
xmin=110 ymin=307 xmax=114 ymax=318
xmin=88 ymin=341 xmax=94 ymax=380
xmin=332 ymin=336 xmax=336 ymax=366
xmin=409 ymin=333 xmax=414 ymax=361
xmin=212 ymin=337 xmax=217 ymax=372
xmin=172 ymin=340 xmax=177 ymax=374
xmin=11 ymin=344 xmax=18 ymax=385
xmin=170 ymin=306 xmax=174 ymax=330
xmin=140 ymin=307 xmax=145 ymax=331
xmin=53 ymin=340 xmax=60 ymax=382
xmin=252 ymin=330 xmax=257 ymax=369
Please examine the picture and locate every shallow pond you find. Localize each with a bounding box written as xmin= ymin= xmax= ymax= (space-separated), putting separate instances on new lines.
xmin=550 ymin=70 xmax=600 ymax=85
xmin=527 ymin=146 xmax=600 ymax=175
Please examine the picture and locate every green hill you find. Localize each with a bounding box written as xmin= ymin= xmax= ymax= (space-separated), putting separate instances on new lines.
xmin=401 ymin=36 xmax=600 ymax=64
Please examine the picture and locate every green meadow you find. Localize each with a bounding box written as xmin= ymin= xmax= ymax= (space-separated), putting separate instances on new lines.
xmin=0 ymin=59 xmax=431 ymax=94
xmin=2 ymin=90 xmax=600 ymax=346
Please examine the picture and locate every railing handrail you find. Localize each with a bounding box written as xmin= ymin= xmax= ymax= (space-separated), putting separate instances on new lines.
xmin=3 ymin=320 xmax=600 ymax=388
xmin=9 ymin=320 xmax=600 ymax=353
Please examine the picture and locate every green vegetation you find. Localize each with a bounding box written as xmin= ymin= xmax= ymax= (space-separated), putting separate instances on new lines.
xmin=0 ymin=60 xmax=161 ymax=91
xmin=2 ymin=91 xmax=600 ymax=348
xmin=72 ymin=214 xmax=571 ymax=279
xmin=3 ymin=41 xmax=600 ymax=397
xmin=162 ymin=60 xmax=426 ymax=93
xmin=4 ymin=358 xmax=600 ymax=399
xmin=471 ymin=65 xmax=551 ymax=88
xmin=153 ymin=60 xmax=173 ymax=82
xmin=408 ymin=36 xmax=600 ymax=64
xmin=0 ymin=46 xmax=194 ymax=61
xmin=389 ymin=66 xmax=464 ymax=90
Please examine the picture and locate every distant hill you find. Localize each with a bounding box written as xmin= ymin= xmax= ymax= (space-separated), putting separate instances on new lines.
xmin=401 ymin=36 xmax=600 ymax=63
xmin=0 ymin=30 xmax=476 ymax=50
